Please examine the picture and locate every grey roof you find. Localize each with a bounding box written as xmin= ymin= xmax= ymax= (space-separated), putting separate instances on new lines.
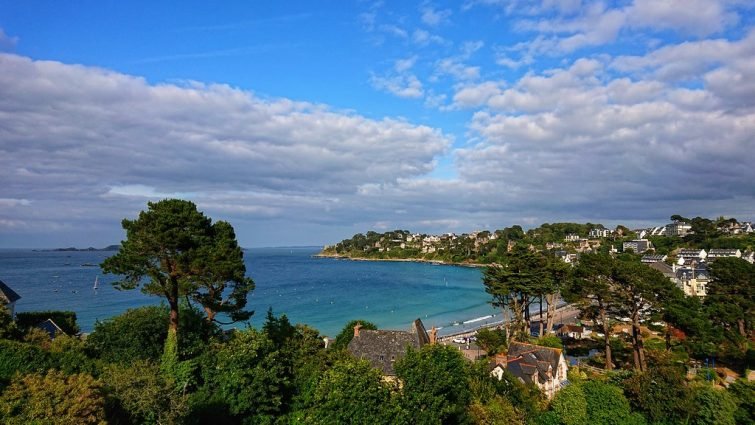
xmin=648 ymin=261 xmax=675 ymax=278
xmin=642 ymin=254 xmax=666 ymax=262
xmin=0 ymin=280 xmax=21 ymax=305
xmin=347 ymin=318 xmax=429 ymax=376
xmin=506 ymin=342 xmax=563 ymax=385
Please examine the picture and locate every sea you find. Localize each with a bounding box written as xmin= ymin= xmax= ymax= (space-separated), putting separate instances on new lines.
xmin=0 ymin=247 xmax=502 ymax=337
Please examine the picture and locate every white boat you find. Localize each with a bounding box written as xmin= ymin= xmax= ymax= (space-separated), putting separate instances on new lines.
xmin=93 ymin=276 xmax=99 ymax=290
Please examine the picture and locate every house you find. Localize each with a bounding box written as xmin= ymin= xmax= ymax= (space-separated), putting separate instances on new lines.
xmin=677 ymin=249 xmax=707 ymax=262
xmin=623 ymin=239 xmax=652 ymax=254
xmin=589 ymin=228 xmax=611 ymax=238
xmin=35 ymin=318 xmax=67 ymax=339
xmin=494 ymin=342 xmax=569 ymax=399
xmin=555 ymin=324 xmax=591 ymax=340
xmin=706 ymin=249 xmax=741 ymax=260
xmin=348 ymin=319 xmax=432 ymax=376
xmin=742 ymin=251 xmax=755 ymax=264
xmin=0 ymin=280 xmax=21 ymax=318
xmin=666 ymin=222 xmax=692 ymax=237
xmin=641 ymin=254 xmax=667 ymax=264
xmin=564 ymin=234 xmax=580 ymax=242
xmin=676 ymin=264 xmax=709 ymax=297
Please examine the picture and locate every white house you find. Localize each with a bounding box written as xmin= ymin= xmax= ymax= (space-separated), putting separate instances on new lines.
xmin=666 ymin=222 xmax=692 ymax=237
xmin=706 ymin=249 xmax=741 ymax=259
xmin=623 ymin=239 xmax=652 ymax=254
xmin=564 ymin=234 xmax=580 ymax=242
xmin=589 ymin=228 xmax=611 ymax=238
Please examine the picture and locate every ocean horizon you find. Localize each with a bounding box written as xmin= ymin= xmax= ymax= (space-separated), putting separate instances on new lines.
xmin=0 ymin=247 xmax=504 ymax=337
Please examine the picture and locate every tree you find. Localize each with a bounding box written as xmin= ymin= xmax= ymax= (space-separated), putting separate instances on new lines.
xmin=689 ymin=384 xmax=737 ymax=425
xmin=476 ymin=327 xmax=507 ymax=355
xmin=705 ymin=257 xmax=754 ymax=339
xmin=581 ymin=381 xmax=645 ymax=425
xmin=190 ymin=220 xmax=255 ymax=324
xmin=85 ymin=305 xmax=218 ymax=364
xmin=563 ymin=254 xmax=620 ymax=370
xmin=101 ymin=199 xmax=252 ymax=357
xmin=103 ymin=360 xmax=189 ymax=425
xmin=309 ymin=358 xmax=397 ymax=424
xmin=549 ymin=383 xmax=587 ymax=425
xmin=395 ymin=344 xmax=471 ymax=424
xmin=201 ymin=328 xmax=288 ymax=422
xmin=612 ymin=259 xmax=681 ymax=371
xmin=483 ymin=247 xmax=551 ymax=341
xmin=622 ymin=359 xmax=691 ymax=424
xmin=331 ymin=319 xmax=377 ymax=350
xmin=0 ymin=370 xmax=107 ymax=425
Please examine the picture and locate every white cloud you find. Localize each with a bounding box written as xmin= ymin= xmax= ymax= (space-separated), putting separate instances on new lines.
xmin=0 ymin=54 xmax=449 ymax=239
xmin=371 ymin=73 xmax=425 ymax=98
xmin=412 ymin=29 xmax=446 ymax=46
xmin=0 ymin=28 xmax=18 ymax=50
xmin=379 ymin=24 xmax=408 ymax=38
xmin=421 ymin=3 xmax=452 ymax=26
xmin=394 ymin=56 xmax=418 ymax=72
xmin=453 ymin=81 xmax=504 ymax=108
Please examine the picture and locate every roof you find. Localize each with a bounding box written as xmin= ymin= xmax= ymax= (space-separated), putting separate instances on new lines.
xmin=0 ymin=280 xmax=21 ymax=304
xmin=35 ymin=318 xmax=66 ymax=339
xmin=506 ymin=342 xmax=563 ymax=385
xmin=347 ymin=318 xmax=429 ymax=375
xmin=647 ymin=261 xmax=675 ymax=277
xmin=556 ymin=324 xmax=584 ymax=334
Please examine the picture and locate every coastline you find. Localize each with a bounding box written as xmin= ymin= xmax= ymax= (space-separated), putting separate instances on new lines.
xmin=437 ymin=303 xmax=581 ymax=341
xmin=312 ymin=252 xmax=489 ymax=268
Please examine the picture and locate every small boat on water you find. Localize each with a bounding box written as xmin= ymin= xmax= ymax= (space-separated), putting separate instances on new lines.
xmin=93 ymin=276 xmax=99 ymax=290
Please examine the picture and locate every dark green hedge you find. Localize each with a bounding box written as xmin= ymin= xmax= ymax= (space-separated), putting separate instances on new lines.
xmin=15 ymin=311 xmax=80 ymax=335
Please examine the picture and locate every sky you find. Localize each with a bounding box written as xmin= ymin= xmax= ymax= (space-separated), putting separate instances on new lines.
xmin=0 ymin=0 xmax=754 ymax=248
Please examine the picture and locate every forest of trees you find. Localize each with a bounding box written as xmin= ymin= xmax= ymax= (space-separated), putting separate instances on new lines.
xmin=0 ymin=202 xmax=753 ymax=424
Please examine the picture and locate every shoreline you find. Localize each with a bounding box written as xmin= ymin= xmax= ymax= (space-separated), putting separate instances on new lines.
xmin=312 ymin=252 xmax=489 ymax=268
xmin=436 ymin=303 xmax=581 ymax=341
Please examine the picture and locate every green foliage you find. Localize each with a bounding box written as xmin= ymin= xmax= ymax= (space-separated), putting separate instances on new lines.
xmin=0 ymin=370 xmax=106 ymax=425
xmin=85 ymin=305 xmax=219 ymax=363
xmin=395 ymin=344 xmax=472 ymax=424
xmin=483 ymin=247 xmax=555 ymax=340
xmin=727 ymin=379 xmax=755 ymax=424
xmin=101 ymin=199 xmax=254 ymax=335
xmin=0 ymin=339 xmax=99 ymax=386
xmin=706 ymin=257 xmax=753 ymax=339
xmin=689 ymin=384 xmax=737 ymax=425
xmin=15 ymin=310 xmax=80 ymax=335
xmin=200 ymin=328 xmax=288 ymax=422
xmin=468 ymin=396 xmax=524 ymax=425
xmin=103 ymin=360 xmax=188 ymax=425
xmin=309 ymin=358 xmax=397 ymax=424
xmin=332 ymin=319 xmax=377 ymax=350
xmin=550 ymin=383 xmax=587 ymax=425
xmin=0 ymin=309 xmax=19 ymax=340
xmin=581 ymin=381 xmax=645 ymax=425
xmin=476 ymin=327 xmax=508 ymax=355
xmin=532 ymin=334 xmax=563 ymax=349
xmin=622 ymin=362 xmax=691 ymax=424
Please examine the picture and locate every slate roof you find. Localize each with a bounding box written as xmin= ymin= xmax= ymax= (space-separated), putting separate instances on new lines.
xmin=647 ymin=261 xmax=676 ymax=279
xmin=0 ymin=280 xmax=21 ymax=305
xmin=36 ymin=318 xmax=66 ymax=339
xmin=347 ymin=318 xmax=429 ymax=376
xmin=506 ymin=342 xmax=563 ymax=385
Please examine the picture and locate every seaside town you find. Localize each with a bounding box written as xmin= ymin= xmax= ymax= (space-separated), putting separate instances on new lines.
xmin=2 ymin=208 xmax=753 ymax=424
xmin=3 ymin=1 xmax=755 ymax=423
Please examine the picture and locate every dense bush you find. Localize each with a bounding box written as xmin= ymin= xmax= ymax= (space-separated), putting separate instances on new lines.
xmin=15 ymin=310 xmax=80 ymax=335
xmin=0 ymin=370 xmax=106 ymax=424
xmin=85 ymin=305 xmax=219 ymax=363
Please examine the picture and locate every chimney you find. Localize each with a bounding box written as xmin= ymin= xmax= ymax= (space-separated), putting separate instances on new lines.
xmin=429 ymin=326 xmax=437 ymax=344
xmin=353 ymin=322 xmax=362 ymax=337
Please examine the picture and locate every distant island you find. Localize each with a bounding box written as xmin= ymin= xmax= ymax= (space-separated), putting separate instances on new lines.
xmin=35 ymin=245 xmax=121 ymax=252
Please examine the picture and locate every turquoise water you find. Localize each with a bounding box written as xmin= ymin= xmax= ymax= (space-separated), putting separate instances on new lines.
xmin=0 ymin=247 xmax=500 ymax=337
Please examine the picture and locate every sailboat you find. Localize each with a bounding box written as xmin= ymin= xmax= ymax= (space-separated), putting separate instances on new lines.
xmin=93 ymin=276 xmax=99 ymax=290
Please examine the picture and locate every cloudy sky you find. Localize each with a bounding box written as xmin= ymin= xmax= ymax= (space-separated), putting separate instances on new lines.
xmin=1 ymin=1 xmax=754 ymax=248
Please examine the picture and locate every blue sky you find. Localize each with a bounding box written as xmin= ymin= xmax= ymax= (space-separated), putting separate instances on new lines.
xmin=1 ymin=0 xmax=754 ymax=248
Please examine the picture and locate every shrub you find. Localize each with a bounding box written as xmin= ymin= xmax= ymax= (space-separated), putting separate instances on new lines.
xmin=15 ymin=311 xmax=79 ymax=335
xmin=0 ymin=370 xmax=106 ymax=424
